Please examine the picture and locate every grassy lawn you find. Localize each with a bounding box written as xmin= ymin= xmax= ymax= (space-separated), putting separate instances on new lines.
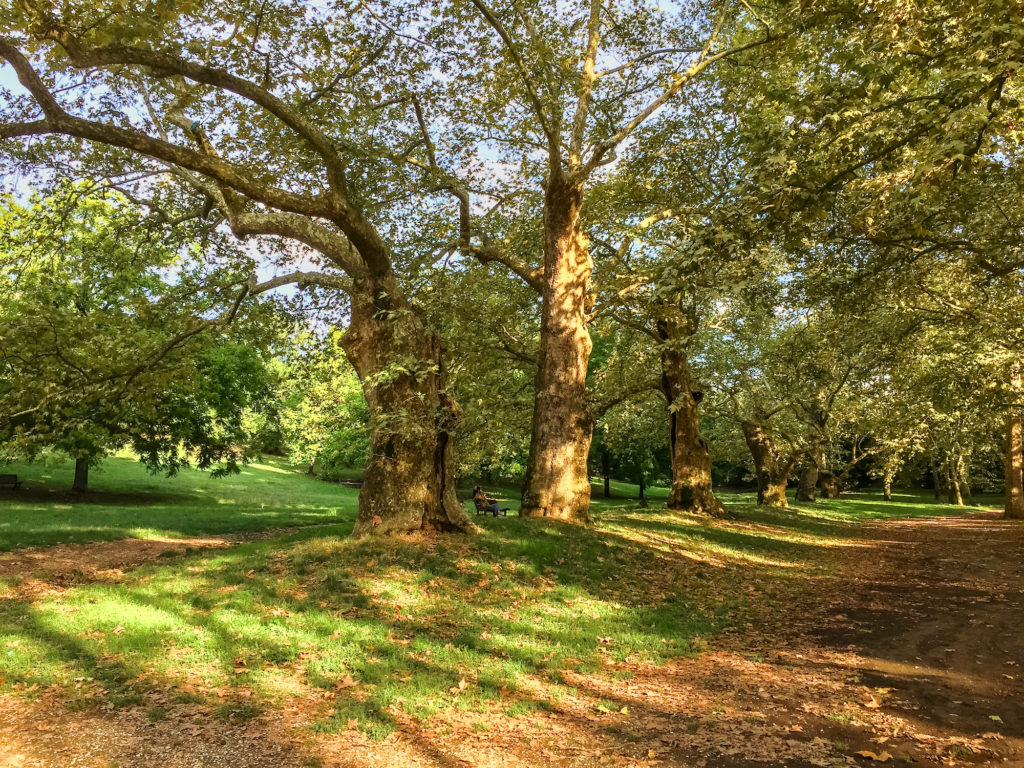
xmin=0 ymin=459 xmax=1001 ymax=744
xmin=0 ymin=454 xmax=360 ymax=551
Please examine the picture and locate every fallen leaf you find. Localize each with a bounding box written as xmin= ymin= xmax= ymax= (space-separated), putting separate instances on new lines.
xmin=855 ymin=750 xmax=893 ymax=762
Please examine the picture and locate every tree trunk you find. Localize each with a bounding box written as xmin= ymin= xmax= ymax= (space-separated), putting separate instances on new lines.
xmin=795 ymin=440 xmax=820 ymax=503
xmin=1005 ymin=364 xmax=1024 ymax=519
xmin=72 ymin=457 xmax=89 ymax=494
xmin=520 ymin=176 xmax=594 ymax=523
xmin=602 ymin=449 xmax=611 ymax=499
xmin=819 ymin=470 xmax=841 ymax=499
xmin=741 ymin=422 xmax=791 ymax=508
xmin=658 ymin=316 xmax=726 ymax=517
xmin=883 ymin=479 xmax=892 ymax=501
xmin=796 ymin=464 xmax=818 ymax=502
xmin=341 ymin=276 xmax=474 ymax=536
xmin=946 ymin=457 xmax=964 ymax=506
xmin=638 ymin=475 xmax=648 ymax=508
xmin=955 ymin=454 xmax=971 ymax=505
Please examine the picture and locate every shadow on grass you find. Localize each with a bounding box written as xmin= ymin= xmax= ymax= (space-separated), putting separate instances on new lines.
xmin=0 ymin=515 xmax=735 ymax=740
xmin=0 ymin=490 xmax=983 ymax=742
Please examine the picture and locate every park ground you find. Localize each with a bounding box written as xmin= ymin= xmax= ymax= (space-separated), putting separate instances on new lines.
xmin=0 ymin=458 xmax=1021 ymax=767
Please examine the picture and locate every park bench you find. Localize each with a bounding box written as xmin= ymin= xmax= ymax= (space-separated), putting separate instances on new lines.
xmin=0 ymin=474 xmax=22 ymax=489
xmin=473 ymin=497 xmax=510 ymax=516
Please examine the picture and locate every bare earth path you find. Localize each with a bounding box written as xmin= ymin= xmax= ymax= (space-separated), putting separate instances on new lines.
xmin=1 ymin=512 xmax=1021 ymax=767
xmin=677 ymin=513 xmax=1024 ymax=768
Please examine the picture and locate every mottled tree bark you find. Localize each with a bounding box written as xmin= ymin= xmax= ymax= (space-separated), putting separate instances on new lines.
xmin=521 ymin=176 xmax=594 ymax=524
xmin=741 ymin=422 xmax=794 ymax=508
xmin=658 ymin=315 xmax=726 ymax=517
xmin=342 ymin=276 xmax=474 ymax=536
xmin=72 ymin=457 xmax=89 ymax=494
xmin=1006 ymin=365 xmax=1024 ymax=519
xmin=883 ymin=479 xmax=892 ymax=501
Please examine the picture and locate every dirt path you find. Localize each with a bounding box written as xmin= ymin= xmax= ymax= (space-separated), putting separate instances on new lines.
xmin=665 ymin=512 xmax=1024 ymax=768
xmin=811 ymin=514 xmax=1024 ymax=765
xmin=1 ymin=513 xmax=1021 ymax=767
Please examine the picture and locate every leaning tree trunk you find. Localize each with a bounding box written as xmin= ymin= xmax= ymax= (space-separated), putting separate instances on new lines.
xmin=72 ymin=457 xmax=89 ymax=494
xmin=520 ymin=177 xmax=594 ymax=523
xmin=1006 ymin=364 xmax=1024 ymax=519
xmin=342 ymin=276 xmax=474 ymax=536
xmin=741 ymin=422 xmax=791 ymax=508
xmin=659 ymin=328 xmax=726 ymax=517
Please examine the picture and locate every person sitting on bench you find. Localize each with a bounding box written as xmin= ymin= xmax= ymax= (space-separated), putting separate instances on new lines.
xmin=473 ymin=486 xmax=508 ymax=516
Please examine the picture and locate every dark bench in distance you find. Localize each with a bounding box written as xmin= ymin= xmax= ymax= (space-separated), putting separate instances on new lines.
xmin=0 ymin=474 xmax=22 ymax=489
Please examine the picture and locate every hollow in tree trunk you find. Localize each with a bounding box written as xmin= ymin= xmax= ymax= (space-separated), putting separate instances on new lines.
xmin=520 ymin=176 xmax=594 ymax=524
xmin=741 ymin=422 xmax=794 ymax=508
xmin=658 ymin=316 xmax=726 ymax=517
xmin=72 ymin=457 xmax=89 ymax=494
xmin=1005 ymin=364 xmax=1024 ymax=519
xmin=342 ymin=276 xmax=475 ymax=536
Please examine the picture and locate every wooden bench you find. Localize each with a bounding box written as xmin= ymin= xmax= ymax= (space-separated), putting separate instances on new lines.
xmin=473 ymin=497 xmax=509 ymax=516
xmin=0 ymin=474 xmax=22 ymax=489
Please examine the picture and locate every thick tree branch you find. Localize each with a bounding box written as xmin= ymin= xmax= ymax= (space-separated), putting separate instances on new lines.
xmin=0 ymin=38 xmax=339 ymax=220
xmin=249 ymin=270 xmax=353 ymax=296
xmin=452 ymin=186 xmax=543 ymax=293
xmin=568 ymin=0 xmax=603 ymax=169
xmin=47 ymin=32 xmax=350 ymax=196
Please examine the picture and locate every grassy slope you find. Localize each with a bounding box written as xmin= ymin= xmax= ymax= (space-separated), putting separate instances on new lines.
xmin=0 ymin=459 xmax=999 ymax=740
xmin=0 ymin=455 xmax=360 ymax=551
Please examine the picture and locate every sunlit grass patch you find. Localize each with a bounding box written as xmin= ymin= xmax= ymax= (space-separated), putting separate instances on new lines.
xmin=0 ymin=454 xmax=359 ymax=551
xmin=0 ymin=513 xmax=725 ymax=738
xmin=0 ymin=479 xmax=986 ymax=742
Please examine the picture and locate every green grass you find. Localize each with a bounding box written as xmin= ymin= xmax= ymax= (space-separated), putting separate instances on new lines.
xmin=0 ymin=454 xmax=359 ymax=551
xmin=0 ymin=460 xmax=1000 ymax=741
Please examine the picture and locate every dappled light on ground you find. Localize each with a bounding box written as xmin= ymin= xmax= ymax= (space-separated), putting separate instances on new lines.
xmin=1 ymin=491 xmax=1021 ymax=767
